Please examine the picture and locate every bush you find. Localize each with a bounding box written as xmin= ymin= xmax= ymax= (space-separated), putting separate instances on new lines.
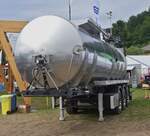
xmin=126 ymin=46 xmax=144 ymax=55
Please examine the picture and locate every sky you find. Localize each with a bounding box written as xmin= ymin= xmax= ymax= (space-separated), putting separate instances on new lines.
xmin=0 ymin=0 xmax=149 ymax=28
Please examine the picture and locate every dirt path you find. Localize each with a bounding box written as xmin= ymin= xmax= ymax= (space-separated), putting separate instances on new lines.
xmin=0 ymin=110 xmax=150 ymax=136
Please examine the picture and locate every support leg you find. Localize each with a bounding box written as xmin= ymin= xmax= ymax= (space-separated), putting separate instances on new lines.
xmin=59 ymin=96 xmax=65 ymax=121
xmin=51 ymin=97 xmax=55 ymax=109
xmin=98 ymin=93 xmax=104 ymax=121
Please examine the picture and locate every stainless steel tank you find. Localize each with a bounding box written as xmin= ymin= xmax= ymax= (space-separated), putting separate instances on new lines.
xmin=15 ymin=15 xmax=126 ymax=89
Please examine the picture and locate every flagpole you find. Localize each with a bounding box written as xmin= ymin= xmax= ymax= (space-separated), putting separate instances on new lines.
xmin=69 ymin=0 xmax=72 ymax=20
xmin=106 ymin=11 xmax=112 ymax=36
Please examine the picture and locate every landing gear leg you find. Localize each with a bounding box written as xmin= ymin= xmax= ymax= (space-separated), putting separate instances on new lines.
xmin=59 ymin=96 xmax=65 ymax=121
xmin=51 ymin=97 xmax=55 ymax=109
xmin=98 ymin=93 xmax=104 ymax=122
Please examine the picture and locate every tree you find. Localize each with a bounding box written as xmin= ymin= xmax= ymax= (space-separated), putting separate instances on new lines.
xmin=112 ymin=9 xmax=150 ymax=49
xmin=139 ymin=16 xmax=150 ymax=44
xmin=112 ymin=20 xmax=128 ymax=47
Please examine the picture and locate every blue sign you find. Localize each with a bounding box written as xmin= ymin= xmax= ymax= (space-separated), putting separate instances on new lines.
xmin=93 ymin=5 xmax=99 ymax=15
xmin=92 ymin=0 xmax=100 ymax=25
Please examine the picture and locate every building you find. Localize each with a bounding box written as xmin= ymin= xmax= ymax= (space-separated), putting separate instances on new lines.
xmin=126 ymin=55 xmax=150 ymax=87
xmin=143 ymin=44 xmax=150 ymax=54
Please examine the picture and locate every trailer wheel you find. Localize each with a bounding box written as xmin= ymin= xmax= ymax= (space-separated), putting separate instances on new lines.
xmin=66 ymin=100 xmax=78 ymax=114
xmin=66 ymin=106 xmax=78 ymax=114
xmin=125 ymin=86 xmax=130 ymax=107
xmin=121 ymin=87 xmax=125 ymax=111
xmin=129 ymin=87 xmax=132 ymax=101
xmin=113 ymin=90 xmax=122 ymax=114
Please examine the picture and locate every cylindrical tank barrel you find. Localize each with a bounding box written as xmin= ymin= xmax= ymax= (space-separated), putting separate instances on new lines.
xmin=15 ymin=16 xmax=126 ymax=89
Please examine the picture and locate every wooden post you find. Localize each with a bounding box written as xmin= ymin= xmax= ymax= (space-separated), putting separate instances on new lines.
xmin=0 ymin=21 xmax=31 ymax=106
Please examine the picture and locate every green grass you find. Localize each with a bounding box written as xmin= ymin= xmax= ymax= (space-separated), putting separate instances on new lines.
xmin=0 ymin=91 xmax=9 ymax=96
xmin=0 ymin=91 xmax=53 ymax=114
xmin=65 ymin=88 xmax=150 ymax=121
xmin=120 ymin=88 xmax=150 ymax=121
xmin=1 ymin=88 xmax=150 ymax=121
xmin=17 ymin=96 xmax=53 ymax=110
xmin=0 ymin=92 xmax=53 ymax=110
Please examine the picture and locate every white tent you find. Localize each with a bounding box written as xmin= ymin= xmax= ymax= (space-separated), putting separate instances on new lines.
xmin=126 ymin=55 xmax=150 ymax=75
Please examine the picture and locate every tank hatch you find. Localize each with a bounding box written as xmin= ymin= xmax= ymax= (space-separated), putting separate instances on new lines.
xmin=73 ymin=18 xmax=109 ymax=40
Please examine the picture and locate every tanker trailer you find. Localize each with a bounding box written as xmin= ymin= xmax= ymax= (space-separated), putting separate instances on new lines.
xmin=15 ymin=15 xmax=131 ymax=121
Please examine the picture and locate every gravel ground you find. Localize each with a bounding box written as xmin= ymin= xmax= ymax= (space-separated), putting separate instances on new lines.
xmin=0 ymin=110 xmax=150 ymax=136
xmin=0 ymin=88 xmax=149 ymax=136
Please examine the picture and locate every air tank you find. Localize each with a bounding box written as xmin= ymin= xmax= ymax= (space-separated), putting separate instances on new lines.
xmin=15 ymin=15 xmax=126 ymax=89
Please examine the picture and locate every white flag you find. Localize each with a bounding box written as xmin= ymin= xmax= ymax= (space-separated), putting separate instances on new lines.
xmin=92 ymin=0 xmax=100 ymax=25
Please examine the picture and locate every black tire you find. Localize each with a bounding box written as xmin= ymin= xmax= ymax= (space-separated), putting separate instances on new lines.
xmin=122 ymin=86 xmax=127 ymax=108
xmin=66 ymin=99 xmax=78 ymax=114
xmin=120 ymin=87 xmax=125 ymax=111
xmin=125 ymin=88 xmax=130 ymax=107
xmin=129 ymin=90 xmax=132 ymax=101
xmin=66 ymin=106 xmax=78 ymax=114
xmin=113 ymin=90 xmax=122 ymax=114
xmin=125 ymin=95 xmax=128 ymax=107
